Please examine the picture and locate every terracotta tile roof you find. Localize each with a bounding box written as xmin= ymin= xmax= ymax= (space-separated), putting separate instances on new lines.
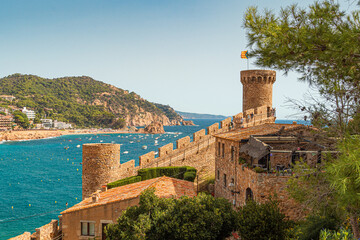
xmin=215 ymin=123 xmax=307 ymax=142
xmin=62 ymin=176 xmax=196 ymax=214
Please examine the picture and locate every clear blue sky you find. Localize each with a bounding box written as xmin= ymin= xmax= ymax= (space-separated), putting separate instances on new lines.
xmin=0 ymin=0 xmax=355 ymax=118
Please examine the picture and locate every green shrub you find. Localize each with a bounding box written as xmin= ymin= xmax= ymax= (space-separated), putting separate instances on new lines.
xmin=184 ymin=171 xmax=196 ymax=182
xmin=319 ymin=228 xmax=354 ymax=240
xmin=298 ymin=215 xmax=340 ymax=240
xmin=106 ymin=189 xmax=237 ymax=240
xmin=107 ymin=176 xmax=141 ymax=189
xmin=138 ymin=166 xmax=197 ymax=182
xmin=237 ymin=199 xmax=291 ymax=240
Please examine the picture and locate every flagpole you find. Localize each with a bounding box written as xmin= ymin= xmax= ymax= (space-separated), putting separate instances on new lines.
xmin=241 ymin=50 xmax=249 ymax=69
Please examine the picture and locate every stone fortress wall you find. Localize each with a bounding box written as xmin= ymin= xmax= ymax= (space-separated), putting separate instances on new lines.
xmin=82 ymin=104 xmax=276 ymax=199
xmin=82 ymin=70 xmax=278 ymax=199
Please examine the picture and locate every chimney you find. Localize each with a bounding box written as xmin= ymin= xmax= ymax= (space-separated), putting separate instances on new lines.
xmin=91 ymin=191 xmax=101 ymax=203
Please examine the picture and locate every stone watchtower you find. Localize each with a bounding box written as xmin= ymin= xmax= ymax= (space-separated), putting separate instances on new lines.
xmin=82 ymin=143 xmax=120 ymax=199
xmin=240 ymin=70 xmax=276 ymax=112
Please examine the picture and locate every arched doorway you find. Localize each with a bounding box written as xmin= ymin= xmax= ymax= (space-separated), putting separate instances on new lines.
xmin=245 ymin=188 xmax=253 ymax=201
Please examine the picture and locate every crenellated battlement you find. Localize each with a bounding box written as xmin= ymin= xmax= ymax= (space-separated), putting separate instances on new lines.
xmin=82 ymin=104 xmax=276 ymax=197
xmin=220 ymin=117 xmax=232 ymax=129
xmin=207 ymin=123 xmax=220 ymax=135
xmin=233 ymin=105 xmax=276 ymax=129
xmin=193 ymin=129 xmax=206 ymax=142
xmin=240 ymin=69 xmax=276 ymax=85
xmin=159 ymin=143 xmax=173 ymax=157
xmin=176 ymin=136 xmax=191 ymax=149
xmin=139 ymin=151 xmax=156 ymax=166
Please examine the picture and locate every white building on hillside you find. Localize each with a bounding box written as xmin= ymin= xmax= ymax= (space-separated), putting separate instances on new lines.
xmin=53 ymin=120 xmax=72 ymax=129
xmin=21 ymin=107 xmax=36 ymax=120
xmin=40 ymin=119 xmax=53 ymax=129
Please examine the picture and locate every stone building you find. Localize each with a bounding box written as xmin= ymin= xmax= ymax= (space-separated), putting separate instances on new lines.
xmin=214 ymin=122 xmax=331 ymax=219
xmin=61 ymin=176 xmax=196 ymax=240
xmin=214 ymin=69 xmax=335 ymax=220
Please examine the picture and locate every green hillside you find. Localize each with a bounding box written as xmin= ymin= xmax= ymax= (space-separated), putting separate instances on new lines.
xmin=0 ymin=74 xmax=182 ymax=128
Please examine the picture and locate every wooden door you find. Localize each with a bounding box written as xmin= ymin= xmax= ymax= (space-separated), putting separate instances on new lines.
xmin=102 ymin=223 xmax=109 ymax=240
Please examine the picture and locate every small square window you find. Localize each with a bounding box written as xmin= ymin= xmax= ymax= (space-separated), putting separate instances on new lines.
xmin=81 ymin=222 xmax=95 ymax=236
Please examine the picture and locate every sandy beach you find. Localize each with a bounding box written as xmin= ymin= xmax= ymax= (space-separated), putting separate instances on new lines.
xmin=0 ymin=128 xmax=138 ymax=142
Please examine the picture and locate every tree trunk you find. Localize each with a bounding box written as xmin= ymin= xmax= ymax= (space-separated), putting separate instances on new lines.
xmin=349 ymin=213 xmax=360 ymax=239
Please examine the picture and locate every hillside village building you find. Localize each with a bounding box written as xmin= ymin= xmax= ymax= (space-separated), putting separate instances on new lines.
xmin=53 ymin=120 xmax=72 ymax=129
xmin=0 ymin=115 xmax=13 ymax=130
xmin=10 ymin=69 xmax=331 ymax=239
xmin=21 ymin=107 xmax=36 ymax=120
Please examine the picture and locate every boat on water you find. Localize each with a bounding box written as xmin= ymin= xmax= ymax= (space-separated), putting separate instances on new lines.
xmin=142 ymin=145 xmax=147 ymax=150
xmin=76 ymin=145 xmax=80 ymax=148
xmin=123 ymin=151 xmax=129 ymax=154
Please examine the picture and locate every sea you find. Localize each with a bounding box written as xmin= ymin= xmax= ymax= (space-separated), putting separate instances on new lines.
xmin=0 ymin=119 xmax=307 ymax=239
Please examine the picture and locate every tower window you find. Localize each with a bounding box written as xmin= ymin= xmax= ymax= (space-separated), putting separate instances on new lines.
xmin=222 ymin=143 xmax=225 ymax=158
xmin=231 ymin=146 xmax=235 ymax=162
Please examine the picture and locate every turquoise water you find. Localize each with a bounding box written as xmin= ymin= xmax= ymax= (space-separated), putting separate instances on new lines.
xmin=0 ymin=119 xmax=302 ymax=239
xmin=0 ymin=119 xmax=219 ymax=239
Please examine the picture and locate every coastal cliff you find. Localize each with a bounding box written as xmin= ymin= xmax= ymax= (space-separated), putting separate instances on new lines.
xmin=0 ymin=74 xmax=183 ymax=127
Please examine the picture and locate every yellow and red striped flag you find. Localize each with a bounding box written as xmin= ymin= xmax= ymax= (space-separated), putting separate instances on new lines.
xmin=241 ymin=51 xmax=248 ymax=59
